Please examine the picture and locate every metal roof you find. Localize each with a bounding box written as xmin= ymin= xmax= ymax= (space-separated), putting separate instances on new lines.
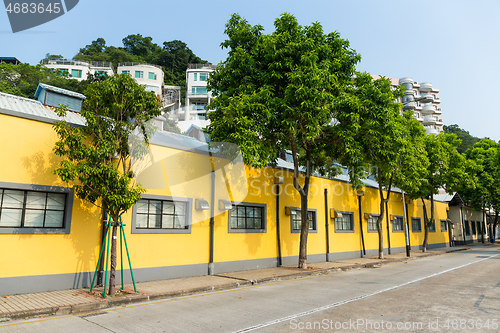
xmin=0 ymin=91 xmax=86 ymax=126
xmin=34 ymin=83 xmax=86 ymax=100
xmin=150 ymin=130 xmax=210 ymax=154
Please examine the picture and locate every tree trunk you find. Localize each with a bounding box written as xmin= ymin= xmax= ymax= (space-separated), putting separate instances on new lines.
xmin=298 ymin=193 xmax=309 ymax=269
xmin=377 ymin=199 xmax=385 ymax=260
xmin=108 ymin=217 xmax=118 ymax=296
xmin=376 ymin=169 xmax=391 ymax=260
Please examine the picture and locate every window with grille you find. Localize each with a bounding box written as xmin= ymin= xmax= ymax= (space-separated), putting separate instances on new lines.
xmin=229 ymin=203 xmax=266 ymax=233
xmin=367 ymin=215 xmax=379 ymax=232
xmin=0 ymin=189 xmax=66 ymax=228
xmin=291 ymin=209 xmax=316 ymax=232
xmin=440 ymin=220 xmax=448 ymax=232
xmin=135 ymin=199 xmax=187 ymax=229
xmin=412 ymin=217 xmax=421 ymax=232
xmin=392 ymin=216 xmax=404 ymax=232
xmin=335 ymin=212 xmax=354 ymax=232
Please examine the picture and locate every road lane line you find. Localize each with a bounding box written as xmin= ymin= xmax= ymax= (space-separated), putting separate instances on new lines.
xmin=234 ymin=252 xmax=500 ymax=333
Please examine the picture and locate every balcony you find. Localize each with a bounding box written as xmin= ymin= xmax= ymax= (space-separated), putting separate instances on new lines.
xmin=423 ymin=116 xmax=437 ymax=125
xmin=188 ymin=63 xmax=218 ymax=70
xmin=41 ymin=59 xmax=89 ymax=67
xmin=403 ymin=101 xmax=415 ymax=110
xmin=425 ymin=126 xmax=439 ymax=135
xmin=436 ymin=118 xmax=443 ymax=125
xmin=422 ymin=104 xmax=435 ymax=114
xmin=400 ymin=77 xmax=413 ymax=85
xmin=433 ymin=108 xmax=442 ymax=115
xmin=419 ymin=82 xmax=433 ymax=92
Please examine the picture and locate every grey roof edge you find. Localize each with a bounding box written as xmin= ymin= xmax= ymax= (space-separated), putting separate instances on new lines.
xmin=0 ymin=107 xmax=84 ymax=127
xmin=34 ymin=83 xmax=86 ymax=100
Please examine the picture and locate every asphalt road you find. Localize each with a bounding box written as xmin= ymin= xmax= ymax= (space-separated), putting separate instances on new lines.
xmin=1 ymin=246 xmax=499 ymax=333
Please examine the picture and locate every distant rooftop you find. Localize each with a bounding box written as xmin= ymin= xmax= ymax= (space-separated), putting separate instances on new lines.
xmin=34 ymin=83 xmax=86 ymax=100
xmin=0 ymin=91 xmax=85 ymax=126
xmin=0 ymin=57 xmax=21 ymax=65
xmin=118 ymin=62 xmax=162 ymax=70
xmin=40 ymin=59 xmax=113 ymax=68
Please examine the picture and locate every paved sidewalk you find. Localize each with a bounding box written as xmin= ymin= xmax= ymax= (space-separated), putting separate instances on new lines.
xmin=0 ymin=244 xmax=489 ymax=322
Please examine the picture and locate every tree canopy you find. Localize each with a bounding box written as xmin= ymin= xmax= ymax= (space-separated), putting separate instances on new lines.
xmin=206 ymin=13 xmax=362 ymax=268
xmin=0 ymin=62 xmax=91 ymax=97
xmin=444 ymin=124 xmax=481 ymax=154
xmin=73 ymin=35 xmax=207 ymax=90
xmin=460 ymin=139 xmax=500 ymax=230
xmin=332 ymin=73 xmax=428 ymax=259
xmin=53 ymin=74 xmax=162 ymax=295
xmin=406 ymin=133 xmax=472 ymax=251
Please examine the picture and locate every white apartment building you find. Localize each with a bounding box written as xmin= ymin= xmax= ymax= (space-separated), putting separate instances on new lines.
xmin=378 ymin=76 xmax=443 ymax=135
xmin=117 ymin=63 xmax=164 ymax=98
xmin=41 ymin=60 xmax=114 ymax=81
xmin=165 ymin=63 xmax=217 ymax=133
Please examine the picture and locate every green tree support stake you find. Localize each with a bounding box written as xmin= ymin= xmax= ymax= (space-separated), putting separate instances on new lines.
xmin=89 ymin=222 xmax=110 ymax=294
xmin=120 ymin=217 xmax=137 ymax=293
xmin=120 ymin=222 xmax=124 ymax=292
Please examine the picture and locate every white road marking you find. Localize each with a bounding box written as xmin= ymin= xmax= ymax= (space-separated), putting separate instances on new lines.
xmin=234 ymin=252 xmax=500 ymax=333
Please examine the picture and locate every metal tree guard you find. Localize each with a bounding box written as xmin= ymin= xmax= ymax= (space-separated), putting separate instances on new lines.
xmin=89 ymin=216 xmax=137 ymax=298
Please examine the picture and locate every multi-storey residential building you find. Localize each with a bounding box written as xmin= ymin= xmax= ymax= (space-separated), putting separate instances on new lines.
xmin=117 ymin=62 xmax=164 ymax=98
xmin=377 ymin=76 xmax=443 ymax=134
xmin=167 ymin=63 xmax=217 ymax=133
xmin=185 ymin=64 xmax=216 ymax=116
xmin=41 ymin=60 xmax=115 ymax=81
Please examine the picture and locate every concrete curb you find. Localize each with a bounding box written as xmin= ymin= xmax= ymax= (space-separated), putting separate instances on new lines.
xmin=0 ymin=247 xmax=472 ymax=322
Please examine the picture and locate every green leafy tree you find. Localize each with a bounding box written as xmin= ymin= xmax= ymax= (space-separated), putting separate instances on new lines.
xmin=460 ymin=139 xmax=500 ymax=237
xmin=42 ymin=53 xmax=64 ymax=61
xmin=206 ymin=13 xmax=360 ymax=268
xmin=444 ymin=124 xmax=480 ymax=154
xmin=52 ymin=74 xmax=162 ymax=296
xmin=0 ymin=62 xmax=89 ymax=97
xmin=333 ymin=74 xmax=428 ymax=259
xmin=407 ymin=133 xmax=472 ymax=251
xmin=122 ymin=34 xmax=162 ymax=62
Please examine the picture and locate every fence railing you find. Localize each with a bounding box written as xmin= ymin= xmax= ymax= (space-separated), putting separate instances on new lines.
xmin=118 ymin=62 xmax=162 ymax=69
xmin=187 ymin=63 xmax=217 ymax=70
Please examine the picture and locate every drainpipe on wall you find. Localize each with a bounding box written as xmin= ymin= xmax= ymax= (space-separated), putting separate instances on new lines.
xmin=208 ymin=170 xmax=215 ymax=275
xmin=385 ymin=202 xmax=391 ymax=255
xmin=324 ymin=189 xmax=330 ymax=262
xmin=482 ymin=208 xmax=485 ymax=244
xmin=404 ymin=200 xmax=410 ymax=257
xmin=275 ymin=181 xmax=282 ymax=267
xmin=460 ymin=206 xmax=467 ymax=246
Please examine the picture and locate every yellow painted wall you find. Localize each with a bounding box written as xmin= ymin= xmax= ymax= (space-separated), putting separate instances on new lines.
xmin=0 ymin=114 xmax=101 ymax=278
xmin=0 ymin=112 xmax=450 ymax=283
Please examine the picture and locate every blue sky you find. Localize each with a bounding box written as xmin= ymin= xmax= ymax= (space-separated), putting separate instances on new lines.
xmin=2 ymin=0 xmax=499 ymax=140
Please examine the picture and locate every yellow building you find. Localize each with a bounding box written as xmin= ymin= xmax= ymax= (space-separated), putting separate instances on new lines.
xmin=0 ymin=89 xmax=451 ymax=296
